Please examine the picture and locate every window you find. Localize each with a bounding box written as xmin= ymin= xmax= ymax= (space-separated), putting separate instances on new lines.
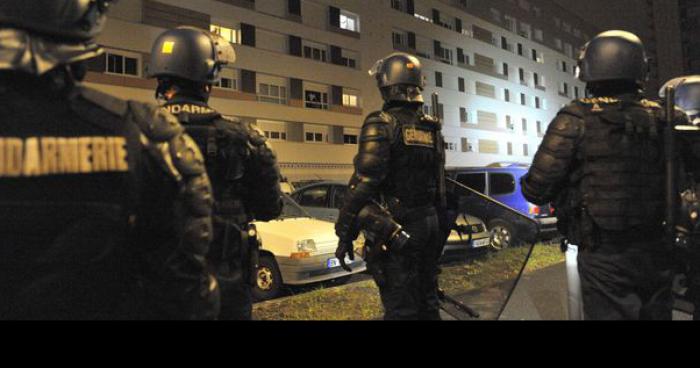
xmin=574 ymin=86 xmax=580 ymax=99
xmin=522 ymin=118 xmax=528 ymax=132
xmin=332 ymin=185 xmax=348 ymax=209
xmin=521 ymin=93 xmax=527 ymax=106
xmin=213 ymin=68 xmax=238 ymax=90
xmin=506 ymin=115 xmax=515 ymax=131
xmin=461 ymin=138 xmax=474 ymax=153
xmin=391 ymin=0 xmax=406 ymax=12
xmin=257 ymin=120 xmax=287 ymax=141
xmin=305 ymin=132 xmax=325 ymax=142
xmin=299 ymin=186 xmax=329 ymax=207
xmin=507 ymin=142 xmax=514 ymax=156
xmin=392 ymin=31 xmax=407 ymax=47
xmin=435 ymin=71 xmax=443 ymax=87
xmin=537 ymin=121 xmax=543 ymax=134
xmin=490 ymin=173 xmax=516 ymax=195
xmin=519 ymin=68 xmax=525 ymax=83
xmin=305 ymin=90 xmax=328 ymax=109
xmin=343 ymin=134 xmax=358 ymax=145
xmin=340 ymin=10 xmax=360 ymax=32
xmin=535 ymin=97 xmax=541 ymax=109
xmin=523 ymin=143 xmax=530 ymax=156
xmin=458 ymin=77 xmax=466 ymax=93
xmin=457 ymin=173 xmax=486 ymax=193
xmin=264 ymin=131 xmax=287 ymax=141
xmin=343 ymin=92 xmax=359 ymax=107
xmin=102 ymin=49 xmax=140 ymax=77
xmin=210 ymin=24 xmax=239 ymax=44
xmin=502 ymin=62 xmax=509 ymax=77
xmin=560 ymin=82 xmax=569 ymax=96
xmin=258 ymin=83 xmax=288 ymax=105
xmin=460 ymin=107 xmax=469 ymax=123
xmin=303 ymin=41 xmax=327 ymax=62
xmin=504 ymin=88 xmax=511 ymax=102
xmin=517 ymin=43 xmax=524 ymax=56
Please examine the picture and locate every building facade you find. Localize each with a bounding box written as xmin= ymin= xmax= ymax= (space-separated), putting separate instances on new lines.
xmin=90 ymin=0 xmax=595 ymax=182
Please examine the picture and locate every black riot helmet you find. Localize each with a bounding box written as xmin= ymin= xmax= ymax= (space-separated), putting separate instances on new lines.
xmin=660 ymin=76 xmax=700 ymax=120
xmin=370 ymin=52 xmax=425 ymax=104
xmin=148 ymin=26 xmax=236 ymax=85
xmin=0 ymin=0 xmax=116 ymax=42
xmin=577 ymin=30 xmax=649 ymax=87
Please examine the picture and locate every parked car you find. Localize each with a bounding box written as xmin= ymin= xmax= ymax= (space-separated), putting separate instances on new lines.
xmin=447 ymin=163 xmax=560 ymax=248
xmin=291 ymin=181 xmax=493 ymax=252
xmin=279 ymin=177 xmax=295 ymax=195
xmin=252 ymin=194 xmax=366 ymax=301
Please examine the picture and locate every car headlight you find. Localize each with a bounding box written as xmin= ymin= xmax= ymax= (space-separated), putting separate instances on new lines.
xmin=296 ymin=239 xmax=317 ymax=253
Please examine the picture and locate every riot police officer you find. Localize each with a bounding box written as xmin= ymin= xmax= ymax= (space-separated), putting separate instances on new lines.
xmin=522 ymin=31 xmax=678 ymax=320
xmin=148 ymin=27 xmax=283 ymax=320
xmin=335 ymin=53 xmax=447 ymax=320
xmin=660 ymin=76 xmax=700 ymax=319
xmin=0 ymin=0 xmax=219 ymax=319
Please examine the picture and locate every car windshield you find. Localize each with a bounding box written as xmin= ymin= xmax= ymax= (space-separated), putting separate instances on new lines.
xmin=279 ymin=194 xmax=312 ymax=219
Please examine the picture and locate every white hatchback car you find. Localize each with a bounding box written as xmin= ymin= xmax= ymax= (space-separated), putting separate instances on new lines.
xmin=252 ymin=195 xmax=366 ymax=300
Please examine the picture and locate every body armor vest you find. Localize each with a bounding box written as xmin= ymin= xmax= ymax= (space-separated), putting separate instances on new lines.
xmin=382 ymin=107 xmax=441 ymax=209
xmin=0 ymin=78 xmax=143 ymax=319
xmin=577 ymin=97 xmax=665 ymax=231
xmin=164 ymin=99 xmax=248 ymax=225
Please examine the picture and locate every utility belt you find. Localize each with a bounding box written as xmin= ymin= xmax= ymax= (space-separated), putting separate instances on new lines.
xmin=564 ymin=206 xmax=663 ymax=251
xmin=212 ymin=216 xmax=260 ymax=286
xmin=384 ymin=195 xmax=437 ymax=224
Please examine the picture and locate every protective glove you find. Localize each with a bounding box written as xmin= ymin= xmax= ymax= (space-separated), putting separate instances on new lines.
xmin=335 ymin=240 xmax=355 ymax=273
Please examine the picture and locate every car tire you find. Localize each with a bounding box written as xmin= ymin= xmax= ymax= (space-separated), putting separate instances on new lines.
xmin=488 ymin=219 xmax=520 ymax=250
xmin=252 ymin=255 xmax=283 ymax=302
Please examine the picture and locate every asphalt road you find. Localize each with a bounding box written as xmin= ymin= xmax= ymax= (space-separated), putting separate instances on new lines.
xmin=442 ymin=262 xmax=695 ymax=321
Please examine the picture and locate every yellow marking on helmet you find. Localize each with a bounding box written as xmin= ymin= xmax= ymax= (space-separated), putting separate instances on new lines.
xmin=406 ymin=63 xmax=416 ymax=70
xmin=162 ymin=41 xmax=175 ymax=54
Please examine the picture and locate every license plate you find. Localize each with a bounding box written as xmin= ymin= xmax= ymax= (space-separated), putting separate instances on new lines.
xmin=473 ymin=238 xmax=490 ymax=248
xmin=327 ymin=257 xmax=352 ymax=269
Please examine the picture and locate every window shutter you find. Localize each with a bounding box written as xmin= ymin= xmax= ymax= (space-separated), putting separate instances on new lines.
xmin=329 ymin=6 xmax=340 ymax=27
xmin=240 ymin=69 xmax=256 ymax=93
xmin=240 ymin=23 xmax=256 ymax=47
xmin=289 ymin=78 xmax=303 ymax=100
xmin=289 ymin=35 xmax=302 ymax=56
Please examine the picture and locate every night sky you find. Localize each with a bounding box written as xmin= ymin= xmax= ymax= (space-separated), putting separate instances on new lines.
xmin=552 ymin=0 xmax=650 ymax=36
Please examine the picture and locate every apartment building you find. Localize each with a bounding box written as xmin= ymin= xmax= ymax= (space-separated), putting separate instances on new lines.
xmin=89 ymin=0 xmax=595 ymax=182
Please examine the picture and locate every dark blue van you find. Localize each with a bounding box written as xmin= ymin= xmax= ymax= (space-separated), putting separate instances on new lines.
xmin=447 ymin=163 xmax=559 ymax=248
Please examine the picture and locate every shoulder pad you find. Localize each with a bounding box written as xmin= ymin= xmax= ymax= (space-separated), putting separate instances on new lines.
xmin=364 ymin=111 xmax=394 ymax=125
xmin=560 ymin=102 xmax=586 ymax=119
xmin=420 ymin=113 xmax=442 ymax=130
xmin=128 ymin=101 xmax=184 ymax=142
xmin=246 ymin=122 xmax=268 ymax=147
xmin=78 ymin=86 xmax=129 ymax=117
xmin=549 ymin=111 xmax=584 ymax=139
xmin=641 ymin=99 xmax=662 ymax=109
xmin=168 ymin=132 xmax=207 ymax=176
xmin=212 ymin=117 xmax=254 ymax=146
xmin=577 ymin=97 xmax=621 ymax=106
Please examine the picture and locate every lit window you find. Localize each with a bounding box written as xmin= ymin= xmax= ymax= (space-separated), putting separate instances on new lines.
xmin=343 ymin=93 xmax=359 ymax=107
xmin=210 ymin=24 xmax=239 ymax=44
xmin=340 ymin=10 xmax=360 ymax=32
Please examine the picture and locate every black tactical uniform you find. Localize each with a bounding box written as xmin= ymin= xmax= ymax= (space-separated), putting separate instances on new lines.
xmin=0 ymin=1 xmax=218 ymax=320
xmin=522 ymin=31 xmax=676 ymax=320
xmin=335 ymin=53 xmax=447 ymax=320
xmin=149 ymin=27 xmax=283 ymax=320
